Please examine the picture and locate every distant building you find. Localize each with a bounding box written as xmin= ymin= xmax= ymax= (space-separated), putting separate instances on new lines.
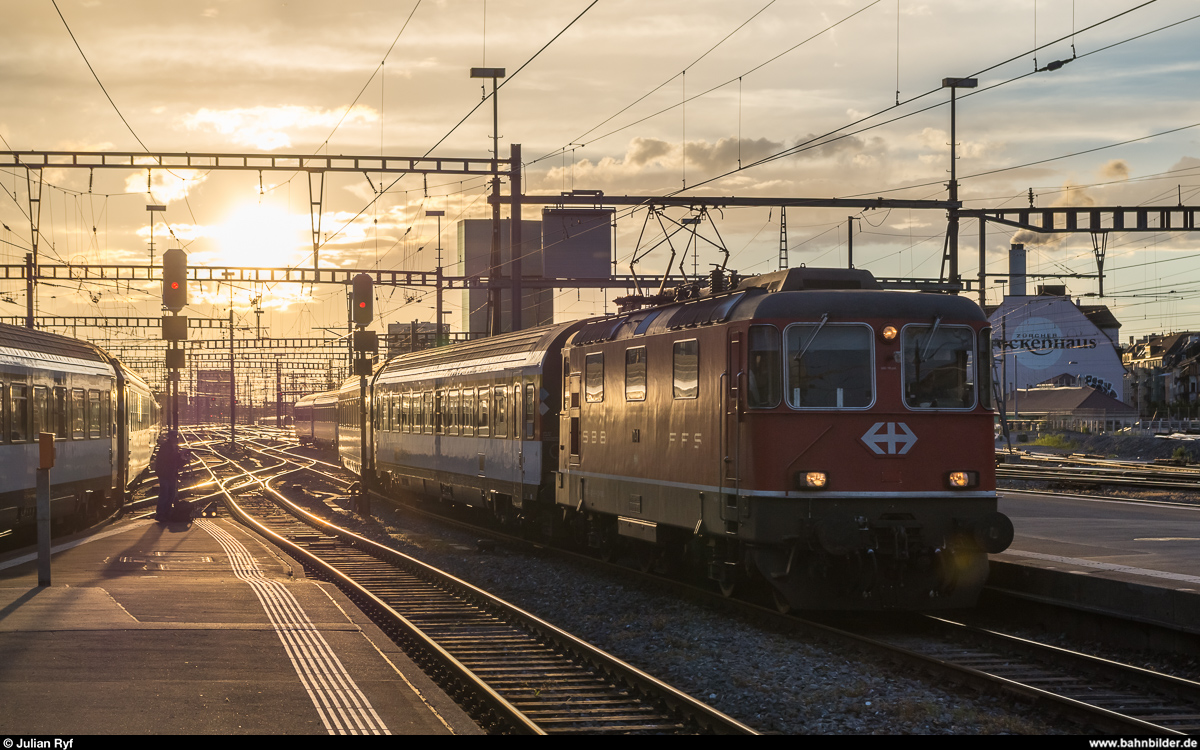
xmin=1124 ymin=331 xmax=1200 ymax=415
xmin=458 ymin=219 xmax=553 ymax=336
xmin=1006 ymin=385 xmax=1138 ymax=432
xmin=987 ymin=285 xmax=1127 ymax=404
xmin=456 ymin=210 xmax=614 ymax=337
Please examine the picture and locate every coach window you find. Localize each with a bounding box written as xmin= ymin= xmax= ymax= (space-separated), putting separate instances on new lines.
xmin=89 ymin=390 xmax=101 ymax=438
xmin=478 ymin=387 xmax=490 ymax=437
xmin=747 ymin=325 xmax=782 ymax=408
xmin=101 ymin=390 xmax=111 ymax=437
xmin=53 ymin=387 xmax=67 ymax=439
xmin=785 ymin=324 xmax=872 ymax=409
xmin=902 ymin=324 xmax=975 ymax=409
xmin=493 ymin=385 xmax=507 ymax=438
xmin=32 ymin=386 xmax=49 ymax=438
xmin=673 ymin=340 xmax=699 ymax=399
xmin=463 ymin=388 xmax=475 ymax=436
xmin=9 ymin=384 xmax=29 ymax=442
xmin=71 ymin=388 xmax=86 ymax=439
xmin=625 ymin=347 xmax=647 ymax=401
xmin=449 ymin=390 xmax=461 ymax=435
xmin=585 ymin=353 xmax=604 ymax=403
xmin=525 ymin=383 xmax=536 ymax=439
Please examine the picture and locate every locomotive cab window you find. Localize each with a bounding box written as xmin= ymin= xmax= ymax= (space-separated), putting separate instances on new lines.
xmin=902 ymin=323 xmax=976 ymax=409
xmin=785 ymin=324 xmax=872 ymax=409
xmin=747 ymin=325 xmax=782 ymax=408
xmin=673 ymin=340 xmax=699 ymax=399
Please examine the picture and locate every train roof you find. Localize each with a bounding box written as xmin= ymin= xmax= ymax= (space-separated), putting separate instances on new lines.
xmin=294 ymin=389 xmax=338 ymax=407
xmin=0 ymin=320 xmax=115 ymax=376
xmin=377 ymin=319 xmax=588 ymax=383
xmin=566 ymin=268 xmax=986 ymax=346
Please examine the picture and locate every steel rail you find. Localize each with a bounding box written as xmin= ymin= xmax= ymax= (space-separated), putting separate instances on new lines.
xmin=198 ymin=432 xmax=755 ymax=734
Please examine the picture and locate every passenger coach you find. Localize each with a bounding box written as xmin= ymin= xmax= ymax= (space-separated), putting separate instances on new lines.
xmin=0 ymin=322 xmax=158 ymax=533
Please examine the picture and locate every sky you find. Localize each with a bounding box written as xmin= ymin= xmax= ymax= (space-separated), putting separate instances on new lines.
xmin=2 ymin=0 xmax=1199 ymax=370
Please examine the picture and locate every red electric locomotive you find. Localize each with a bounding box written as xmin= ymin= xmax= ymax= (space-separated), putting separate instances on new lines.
xmin=555 ymin=267 xmax=1011 ymax=610
xmin=347 ymin=267 xmax=1011 ymax=611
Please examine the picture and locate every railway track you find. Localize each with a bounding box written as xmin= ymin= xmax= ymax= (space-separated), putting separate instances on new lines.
xmin=181 ymin=429 xmax=754 ymax=735
xmin=165 ymin=429 xmax=1200 ymax=733
xmin=818 ymin=612 xmax=1200 ymax=735
xmin=314 ymin=441 xmax=1200 ymax=734
xmin=996 ymin=452 xmax=1200 ymax=493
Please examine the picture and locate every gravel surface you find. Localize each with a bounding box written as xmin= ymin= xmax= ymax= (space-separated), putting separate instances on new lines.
xmin=289 ymin=479 xmax=1063 ymax=735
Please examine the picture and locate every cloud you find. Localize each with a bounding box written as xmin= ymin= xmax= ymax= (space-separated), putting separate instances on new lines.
xmin=1012 ymin=181 xmax=1096 ymax=247
xmin=1100 ymin=159 xmax=1130 ymax=181
xmin=181 ymin=105 xmax=379 ymax=151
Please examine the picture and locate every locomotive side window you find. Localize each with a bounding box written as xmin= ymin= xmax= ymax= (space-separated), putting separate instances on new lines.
xmin=585 ymin=353 xmax=604 ymax=403
xmin=785 ymin=324 xmax=872 ymax=408
xmin=979 ymin=327 xmax=995 ymax=410
xmin=9 ymin=384 xmax=29 ymax=442
xmin=747 ymin=325 xmax=782 ymax=408
xmin=902 ymin=324 xmax=976 ymax=409
xmin=673 ymin=340 xmax=699 ymax=399
xmin=625 ymin=347 xmax=647 ymax=401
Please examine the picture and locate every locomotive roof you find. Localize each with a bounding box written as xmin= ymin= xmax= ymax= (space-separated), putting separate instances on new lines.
xmin=569 ymin=283 xmax=985 ymax=346
xmin=729 ymin=287 xmax=988 ymax=323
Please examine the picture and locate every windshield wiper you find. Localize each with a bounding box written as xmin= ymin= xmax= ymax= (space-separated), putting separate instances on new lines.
xmin=794 ymin=313 xmax=829 ymax=364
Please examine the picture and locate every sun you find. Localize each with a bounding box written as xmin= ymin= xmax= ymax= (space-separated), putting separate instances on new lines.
xmin=213 ymin=202 xmax=308 ymax=268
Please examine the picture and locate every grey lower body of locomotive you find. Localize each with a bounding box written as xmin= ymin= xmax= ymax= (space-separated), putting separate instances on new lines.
xmin=558 ymin=468 xmax=1012 ymax=610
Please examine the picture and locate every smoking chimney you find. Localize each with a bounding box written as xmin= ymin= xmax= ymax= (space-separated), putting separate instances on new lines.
xmin=1009 ymin=243 xmax=1027 ymax=297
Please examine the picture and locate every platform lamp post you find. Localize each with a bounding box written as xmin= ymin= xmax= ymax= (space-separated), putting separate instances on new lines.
xmin=471 ymin=66 xmax=506 ymax=336
xmin=427 ymin=209 xmax=445 ymax=345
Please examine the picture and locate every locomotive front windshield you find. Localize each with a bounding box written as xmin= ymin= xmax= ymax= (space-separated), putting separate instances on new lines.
xmin=902 ymin=324 xmax=976 ymax=409
xmin=785 ymin=323 xmax=872 ymax=409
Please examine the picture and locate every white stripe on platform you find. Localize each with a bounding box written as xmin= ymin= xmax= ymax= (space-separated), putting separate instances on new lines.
xmin=197 ymin=519 xmax=390 ymax=735
xmin=1002 ymin=548 xmax=1200 ymax=586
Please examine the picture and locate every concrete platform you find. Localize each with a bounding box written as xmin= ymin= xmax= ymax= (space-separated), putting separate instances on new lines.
xmin=992 ymin=490 xmax=1200 ymax=635
xmin=0 ymin=515 xmax=482 ymax=735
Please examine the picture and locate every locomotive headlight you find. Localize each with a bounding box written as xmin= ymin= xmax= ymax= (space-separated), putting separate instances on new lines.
xmin=802 ymin=471 xmax=828 ymax=489
xmin=947 ymin=471 xmax=979 ymax=488
xmin=881 ymin=325 xmax=898 ymax=341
